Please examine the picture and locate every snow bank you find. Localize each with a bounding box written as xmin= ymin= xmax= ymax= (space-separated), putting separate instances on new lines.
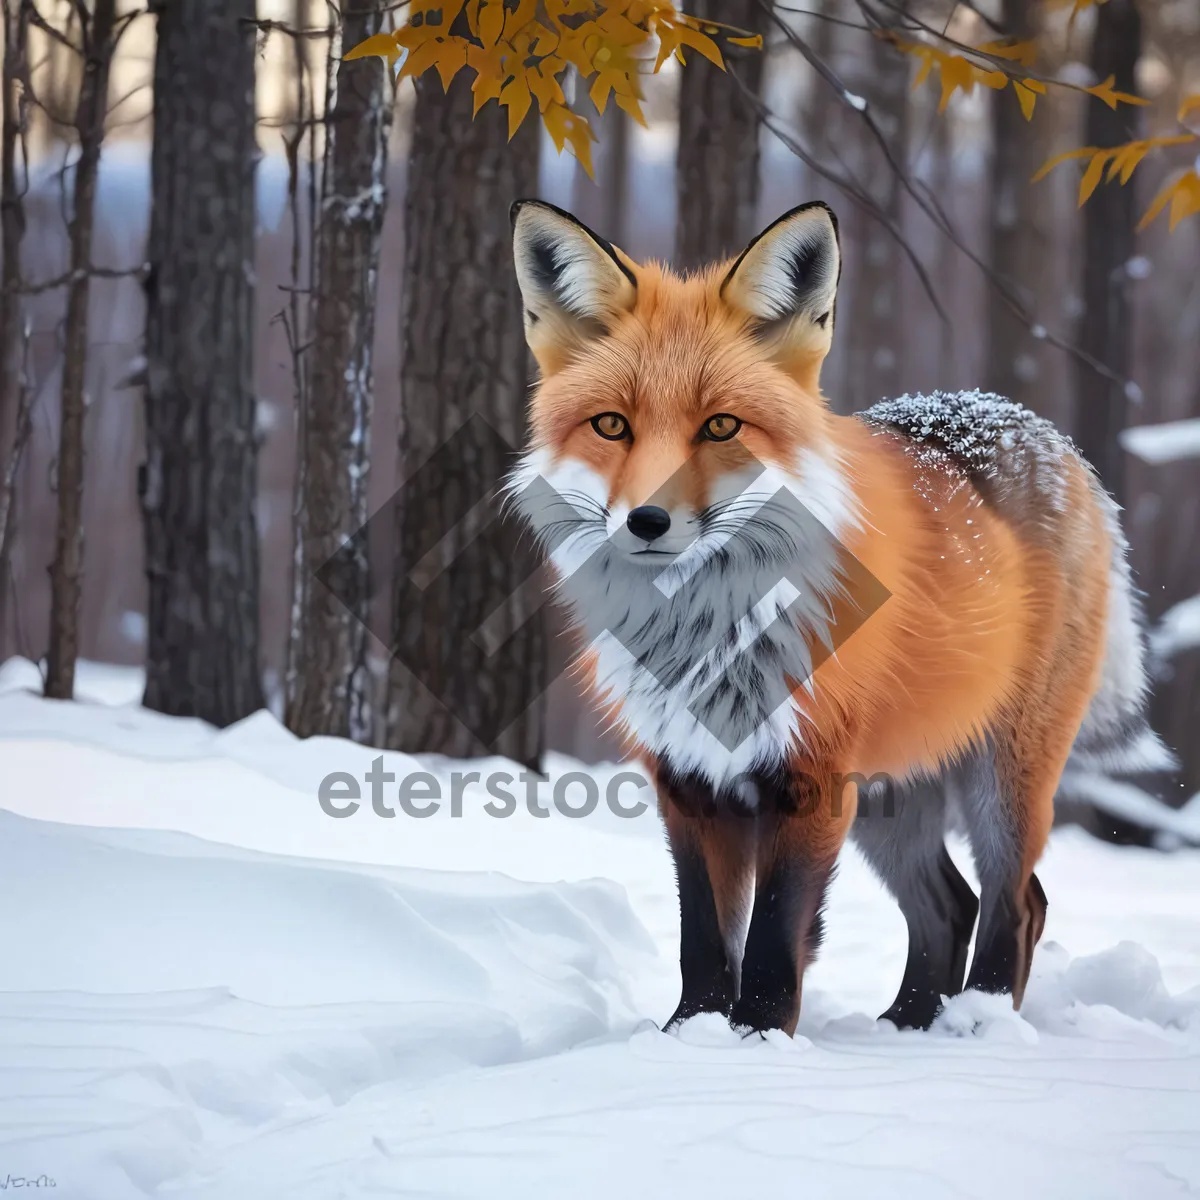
xmin=1152 ymin=593 xmax=1200 ymax=662
xmin=1120 ymin=417 xmax=1200 ymax=464
xmin=2 ymin=657 xmax=1200 ymax=1199
xmin=0 ymin=810 xmax=656 ymax=1196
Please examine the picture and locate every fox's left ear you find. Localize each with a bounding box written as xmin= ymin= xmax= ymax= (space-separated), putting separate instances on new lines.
xmin=511 ymin=199 xmax=638 ymax=375
xmin=721 ymin=202 xmax=841 ymax=389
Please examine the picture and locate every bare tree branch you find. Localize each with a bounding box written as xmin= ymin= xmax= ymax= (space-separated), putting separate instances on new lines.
xmin=758 ymin=0 xmax=1128 ymax=386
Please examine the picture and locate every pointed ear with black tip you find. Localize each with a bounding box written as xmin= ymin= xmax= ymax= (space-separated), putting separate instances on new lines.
xmin=510 ymin=199 xmax=638 ymax=375
xmin=720 ymin=202 xmax=841 ymax=392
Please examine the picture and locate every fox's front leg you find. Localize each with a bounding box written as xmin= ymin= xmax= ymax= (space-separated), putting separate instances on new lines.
xmin=658 ymin=768 xmax=756 ymax=1029
xmin=730 ymin=768 xmax=850 ymax=1036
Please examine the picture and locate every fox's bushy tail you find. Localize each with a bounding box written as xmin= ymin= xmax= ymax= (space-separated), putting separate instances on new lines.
xmin=1069 ymin=480 xmax=1176 ymax=777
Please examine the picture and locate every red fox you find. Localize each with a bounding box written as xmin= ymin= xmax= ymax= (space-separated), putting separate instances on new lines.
xmin=506 ymin=199 xmax=1169 ymax=1034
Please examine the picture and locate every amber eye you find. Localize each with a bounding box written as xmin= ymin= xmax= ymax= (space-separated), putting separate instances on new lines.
xmin=701 ymin=414 xmax=742 ymax=442
xmin=590 ymin=412 xmax=631 ymax=441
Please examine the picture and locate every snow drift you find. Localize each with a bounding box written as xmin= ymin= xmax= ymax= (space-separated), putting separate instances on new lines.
xmin=1 ymin=659 xmax=1198 ymax=1199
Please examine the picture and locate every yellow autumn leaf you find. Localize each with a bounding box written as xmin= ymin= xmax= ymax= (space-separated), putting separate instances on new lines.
xmin=503 ymin=0 xmax=539 ymax=42
xmin=526 ymin=56 xmax=567 ymax=112
xmin=1166 ymin=172 xmax=1200 ymax=230
xmin=979 ymin=39 xmax=1037 ymax=67
xmin=545 ymin=0 xmax=592 ymax=17
xmin=654 ymin=23 xmax=680 ymax=73
xmin=394 ymin=12 xmax=449 ymax=51
xmin=614 ymin=89 xmax=648 ymax=127
xmin=1013 ymin=80 xmax=1039 ymax=121
xmin=343 ymin=32 xmax=402 ymax=65
xmin=1032 ymin=145 xmax=1097 ymax=183
xmin=1180 ymin=94 xmax=1200 ymax=123
xmin=1085 ymin=74 xmax=1149 ymax=111
xmin=433 ymin=39 xmax=468 ymax=90
xmin=411 ymin=0 xmax=466 ymax=34
xmin=399 ymin=38 xmax=446 ymax=80
xmin=471 ymin=69 xmax=504 ymax=115
xmin=728 ymin=34 xmax=763 ymax=49
xmin=625 ymin=0 xmax=661 ymax=23
xmin=1106 ymin=141 xmax=1151 ymax=184
xmin=893 ymin=39 xmax=1011 ymax=113
xmin=499 ymin=75 xmax=532 ymax=139
xmin=466 ymin=40 xmax=504 ymax=77
xmin=478 ymin=0 xmax=506 ymax=49
xmin=528 ymin=21 xmax=560 ymax=56
xmin=556 ymin=25 xmax=600 ymax=75
xmin=595 ymin=8 xmax=647 ymax=48
xmin=1106 ymin=136 xmax=1195 ymax=185
xmin=1077 ymin=149 xmax=1113 ymax=205
xmin=935 ymin=55 xmax=1005 ymax=111
xmin=543 ymin=100 xmax=596 ymax=177
xmin=937 ymin=56 xmax=973 ymax=112
xmin=674 ymin=23 xmax=725 ymax=69
xmin=1138 ymin=170 xmax=1200 ymax=232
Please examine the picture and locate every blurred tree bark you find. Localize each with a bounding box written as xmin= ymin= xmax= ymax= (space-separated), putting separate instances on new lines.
xmin=45 ymin=0 xmax=116 ymax=699
xmin=987 ymin=0 xmax=1051 ymax=413
xmin=0 ymin=0 xmax=30 ymax=645
xmin=1073 ymin=0 xmax=1141 ymax=505
xmin=570 ymin=93 xmax=630 ymax=247
xmin=843 ymin=4 xmax=909 ymax=411
xmin=386 ymin=69 xmax=545 ymax=765
xmin=674 ymin=0 xmax=769 ymax=270
xmin=285 ymin=1 xmax=391 ymax=741
xmin=140 ymin=0 xmax=263 ymax=724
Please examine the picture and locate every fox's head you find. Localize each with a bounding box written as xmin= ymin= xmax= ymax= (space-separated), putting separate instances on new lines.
xmin=506 ymin=200 xmax=861 ymax=778
xmin=507 ymin=197 xmax=855 ymax=577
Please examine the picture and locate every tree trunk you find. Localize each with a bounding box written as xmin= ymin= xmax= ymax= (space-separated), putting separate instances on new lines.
xmin=385 ymin=71 xmax=544 ymax=765
xmin=569 ymin=92 xmax=630 ymax=245
xmin=674 ymin=0 xmax=769 ymax=270
xmin=285 ymin=1 xmax=391 ymax=742
xmin=140 ymin=0 xmax=264 ymax=724
xmin=1073 ymin=0 xmax=1141 ymax=504
xmin=843 ymin=6 xmax=909 ymax=411
xmin=986 ymin=0 xmax=1051 ymax=413
xmin=45 ymin=0 xmax=116 ymax=699
xmin=0 ymin=0 xmax=30 ymax=646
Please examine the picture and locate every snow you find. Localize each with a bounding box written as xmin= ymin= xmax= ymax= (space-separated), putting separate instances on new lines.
xmin=1153 ymin=593 xmax=1200 ymax=661
xmin=1058 ymin=768 xmax=1200 ymax=848
xmin=1120 ymin=418 xmax=1200 ymax=465
xmin=2 ymin=658 xmax=1200 ymax=1198
xmin=863 ymin=389 xmax=1072 ymax=483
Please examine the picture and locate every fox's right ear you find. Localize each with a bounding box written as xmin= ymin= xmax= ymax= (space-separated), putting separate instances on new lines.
xmin=511 ymin=199 xmax=637 ymax=374
xmin=721 ymin=202 xmax=841 ymax=393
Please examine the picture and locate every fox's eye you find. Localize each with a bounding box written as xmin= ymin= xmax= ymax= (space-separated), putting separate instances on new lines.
xmin=701 ymin=414 xmax=742 ymax=442
xmin=590 ymin=412 xmax=631 ymax=441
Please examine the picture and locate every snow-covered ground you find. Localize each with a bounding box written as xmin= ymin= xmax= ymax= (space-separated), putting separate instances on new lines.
xmin=1 ymin=658 xmax=1199 ymax=1199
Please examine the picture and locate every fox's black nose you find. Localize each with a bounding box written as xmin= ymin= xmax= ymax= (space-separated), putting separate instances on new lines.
xmin=626 ymin=505 xmax=671 ymax=543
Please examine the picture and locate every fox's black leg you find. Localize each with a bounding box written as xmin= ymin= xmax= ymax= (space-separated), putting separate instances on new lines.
xmin=957 ymin=742 xmax=1051 ymax=1006
xmin=967 ymin=871 xmax=1048 ymax=1000
xmin=729 ymin=772 xmax=839 ymax=1036
xmin=728 ymin=839 xmax=830 ymax=1035
xmin=850 ymin=773 xmax=978 ymax=1029
xmin=659 ymin=770 xmax=755 ymax=1029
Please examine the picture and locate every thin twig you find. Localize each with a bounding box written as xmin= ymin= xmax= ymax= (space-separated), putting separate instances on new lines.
xmin=758 ymin=0 xmax=1128 ymax=386
xmin=14 ymin=263 xmax=148 ymax=294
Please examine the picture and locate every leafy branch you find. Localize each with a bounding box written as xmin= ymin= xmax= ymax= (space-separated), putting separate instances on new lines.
xmin=1035 ymin=92 xmax=1200 ymax=231
xmin=344 ymin=0 xmax=762 ymax=176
